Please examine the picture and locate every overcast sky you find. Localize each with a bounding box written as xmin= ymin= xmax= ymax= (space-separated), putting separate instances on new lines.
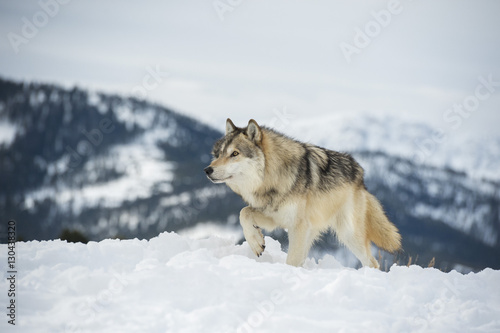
xmin=1 ymin=0 xmax=499 ymax=137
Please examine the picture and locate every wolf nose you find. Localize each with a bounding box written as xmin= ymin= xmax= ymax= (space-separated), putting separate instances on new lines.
xmin=204 ymin=166 xmax=214 ymax=176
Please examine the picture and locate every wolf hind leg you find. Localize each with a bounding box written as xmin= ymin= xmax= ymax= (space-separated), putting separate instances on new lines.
xmin=334 ymin=213 xmax=380 ymax=269
xmin=240 ymin=207 xmax=277 ymax=257
xmin=286 ymin=221 xmax=320 ymax=267
xmin=350 ymin=239 xmax=379 ymax=269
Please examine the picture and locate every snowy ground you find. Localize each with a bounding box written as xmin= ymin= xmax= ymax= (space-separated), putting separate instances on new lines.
xmin=1 ymin=232 xmax=499 ymax=333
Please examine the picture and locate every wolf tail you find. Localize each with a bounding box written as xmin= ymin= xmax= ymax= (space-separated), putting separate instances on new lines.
xmin=365 ymin=192 xmax=402 ymax=253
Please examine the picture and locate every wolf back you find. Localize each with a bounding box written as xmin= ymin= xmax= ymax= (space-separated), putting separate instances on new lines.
xmin=211 ymin=124 xmax=365 ymax=211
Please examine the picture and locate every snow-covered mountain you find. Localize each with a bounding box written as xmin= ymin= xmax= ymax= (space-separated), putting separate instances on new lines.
xmin=286 ymin=113 xmax=500 ymax=182
xmin=0 ymin=78 xmax=243 ymax=241
xmin=0 ymin=78 xmax=498 ymax=272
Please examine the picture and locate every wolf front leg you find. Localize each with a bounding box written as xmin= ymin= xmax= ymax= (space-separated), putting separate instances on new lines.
xmin=240 ymin=207 xmax=277 ymax=257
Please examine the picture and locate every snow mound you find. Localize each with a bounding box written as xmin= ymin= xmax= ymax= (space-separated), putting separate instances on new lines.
xmin=1 ymin=232 xmax=499 ymax=332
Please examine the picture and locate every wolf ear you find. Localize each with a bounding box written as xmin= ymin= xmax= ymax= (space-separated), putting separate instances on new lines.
xmin=226 ymin=118 xmax=237 ymax=135
xmin=247 ymin=119 xmax=262 ymax=143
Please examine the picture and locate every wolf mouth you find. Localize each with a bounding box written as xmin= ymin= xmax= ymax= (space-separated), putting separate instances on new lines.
xmin=208 ymin=176 xmax=232 ymax=183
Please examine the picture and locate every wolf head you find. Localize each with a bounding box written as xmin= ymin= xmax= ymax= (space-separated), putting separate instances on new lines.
xmin=204 ymin=119 xmax=265 ymax=188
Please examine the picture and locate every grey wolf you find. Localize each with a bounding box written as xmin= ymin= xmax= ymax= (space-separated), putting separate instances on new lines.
xmin=204 ymin=119 xmax=401 ymax=268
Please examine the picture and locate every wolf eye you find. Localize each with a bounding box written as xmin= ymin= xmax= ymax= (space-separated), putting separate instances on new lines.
xmin=231 ymin=151 xmax=239 ymax=157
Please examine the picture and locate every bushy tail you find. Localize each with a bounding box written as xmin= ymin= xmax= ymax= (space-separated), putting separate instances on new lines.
xmin=365 ymin=192 xmax=401 ymax=253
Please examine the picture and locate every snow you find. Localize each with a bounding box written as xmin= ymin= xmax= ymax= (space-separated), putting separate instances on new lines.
xmin=114 ymin=103 xmax=158 ymax=130
xmin=412 ymin=202 xmax=498 ymax=247
xmin=1 ymin=232 xmax=499 ymax=333
xmin=178 ymin=221 xmax=242 ymax=242
xmin=29 ymin=91 xmax=46 ymax=108
xmin=87 ymin=91 xmax=107 ymax=115
xmin=0 ymin=120 xmax=17 ymax=147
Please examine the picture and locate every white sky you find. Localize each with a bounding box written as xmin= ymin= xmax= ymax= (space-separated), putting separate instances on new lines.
xmin=1 ymin=0 xmax=499 ymax=136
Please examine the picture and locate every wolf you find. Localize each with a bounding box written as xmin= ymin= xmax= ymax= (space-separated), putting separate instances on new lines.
xmin=204 ymin=119 xmax=401 ymax=268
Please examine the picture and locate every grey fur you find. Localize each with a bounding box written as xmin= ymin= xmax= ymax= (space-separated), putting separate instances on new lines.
xmin=211 ymin=125 xmax=364 ymax=210
xmin=205 ymin=119 xmax=401 ymax=268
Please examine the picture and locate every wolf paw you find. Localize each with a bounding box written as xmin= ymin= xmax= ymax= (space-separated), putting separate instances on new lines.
xmin=244 ymin=226 xmax=266 ymax=257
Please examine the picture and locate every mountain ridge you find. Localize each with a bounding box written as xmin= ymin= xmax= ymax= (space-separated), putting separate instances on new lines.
xmin=0 ymin=77 xmax=498 ymax=272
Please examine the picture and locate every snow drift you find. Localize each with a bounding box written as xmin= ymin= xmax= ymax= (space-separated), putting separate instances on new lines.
xmin=1 ymin=232 xmax=499 ymax=333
